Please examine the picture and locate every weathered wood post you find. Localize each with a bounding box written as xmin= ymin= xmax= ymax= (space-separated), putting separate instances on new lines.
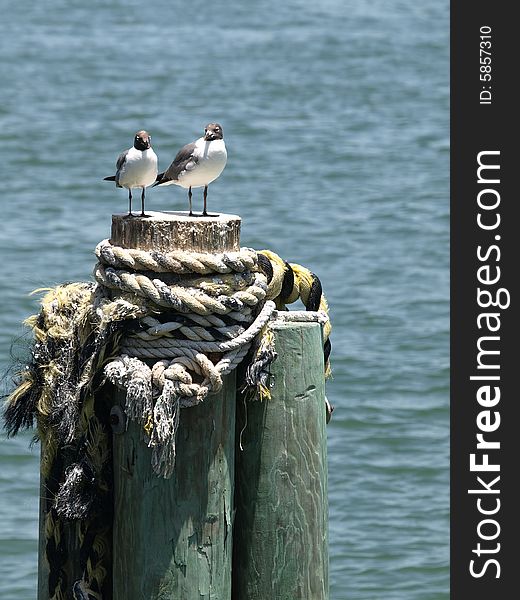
xmin=233 ymin=319 xmax=329 ymax=599
xmin=112 ymin=381 xmax=235 ymax=599
xmin=110 ymin=212 xmax=240 ymax=599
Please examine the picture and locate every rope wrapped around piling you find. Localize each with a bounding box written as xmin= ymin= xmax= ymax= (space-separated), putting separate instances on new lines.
xmin=4 ymin=241 xmax=333 ymax=475
xmin=93 ymin=240 xmax=277 ymax=478
xmin=3 ymin=237 xmax=332 ymax=600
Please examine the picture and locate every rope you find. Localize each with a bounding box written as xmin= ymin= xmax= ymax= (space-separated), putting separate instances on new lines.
xmin=99 ymin=241 xmax=277 ymax=478
xmin=95 ymin=242 xmax=269 ymax=477
xmin=95 ymin=239 xmax=258 ymax=274
xmin=94 ymin=239 xmax=334 ymax=476
xmin=120 ymin=300 xmax=275 ymax=358
xmin=249 ymin=250 xmax=333 ymax=420
xmin=272 ymin=309 xmax=329 ymax=325
xmin=257 ymin=249 xmax=332 ymax=378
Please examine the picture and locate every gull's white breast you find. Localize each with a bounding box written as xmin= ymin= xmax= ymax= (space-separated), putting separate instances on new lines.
xmin=177 ymin=138 xmax=227 ymax=189
xmin=118 ymin=147 xmax=158 ymax=189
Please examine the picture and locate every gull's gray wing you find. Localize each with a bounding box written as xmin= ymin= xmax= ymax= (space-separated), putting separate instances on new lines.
xmin=114 ymin=150 xmax=129 ymax=187
xmin=103 ymin=149 xmax=129 ymax=186
xmin=156 ymin=142 xmax=198 ymax=185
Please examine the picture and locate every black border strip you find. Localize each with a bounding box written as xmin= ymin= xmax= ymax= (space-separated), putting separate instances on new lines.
xmin=451 ymin=3 xmax=518 ymax=597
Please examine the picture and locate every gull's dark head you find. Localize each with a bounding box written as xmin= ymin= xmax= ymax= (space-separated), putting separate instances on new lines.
xmin=134 ymin=130 xmax=152 ymax=151
xmin=204 ymin=123 xmax=224 ymax=141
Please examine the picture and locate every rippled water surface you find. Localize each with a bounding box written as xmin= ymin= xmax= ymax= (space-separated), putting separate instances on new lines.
xmin=0 ymin=1 xmax=448 ymax=598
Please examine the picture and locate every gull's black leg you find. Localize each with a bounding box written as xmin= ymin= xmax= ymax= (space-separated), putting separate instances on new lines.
xmin=128 ymin=189 xmax=133 ymax=216
xmin=202 ymin=185 xmax=208 ymax=216
xmin=188 ymin=187 xmax=193 ymax=216
xmin=141 ymin=188 xmax=147 ymax=217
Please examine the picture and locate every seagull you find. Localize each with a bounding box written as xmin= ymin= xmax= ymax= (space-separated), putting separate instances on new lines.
xmin=153 ymin=123 xmax=227 ymax=216
xmin=104 ymin=130 xmax=158 ymax=217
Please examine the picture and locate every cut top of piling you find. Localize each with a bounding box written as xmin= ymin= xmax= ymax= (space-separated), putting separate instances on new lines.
xmin=111 ymin=211 xmax=241 ymax=252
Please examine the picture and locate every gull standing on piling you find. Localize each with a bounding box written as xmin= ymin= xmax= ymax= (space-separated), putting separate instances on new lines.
xmin=153 ymin=123 xmax=227 ymax=216
xmin=104 ymin=130 xmax=158 ymax=217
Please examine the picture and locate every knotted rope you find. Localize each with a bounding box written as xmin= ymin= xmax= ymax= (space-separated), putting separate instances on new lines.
xmin=94 ymin=239 xmax=279 ymax=478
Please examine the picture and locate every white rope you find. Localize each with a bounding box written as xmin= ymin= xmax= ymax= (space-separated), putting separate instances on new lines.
xmin=94 ymin=264 xmax=268 ymax=315
xmin=95 ymin=239 xmax=258 ymax=274
xmin=272 ymin=309 xmax=330 ymax=326
xmin=99 ymin=241 xmax=275 ymax=478
xmin=121 ymin=301 xmax=276 ymax=358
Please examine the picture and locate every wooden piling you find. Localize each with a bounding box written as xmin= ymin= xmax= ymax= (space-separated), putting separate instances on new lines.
xmin=110 ymin=210 xmax=241 ymax=252
xmin=233 ymin=320 xmax=329 ymax=600
xmin=110 ymin=212 xmax=240 ymax=599
xmin=112 ymin=376 xmax=236 ymax=598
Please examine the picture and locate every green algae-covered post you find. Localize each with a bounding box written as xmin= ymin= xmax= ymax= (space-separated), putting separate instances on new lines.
xmin=233 ymin=319 xmax=329 ymax=599
xmin=112 ymin=377 xmax=235 ymax=598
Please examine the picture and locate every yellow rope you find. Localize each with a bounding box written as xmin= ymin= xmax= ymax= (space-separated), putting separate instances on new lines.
xmin=258 ymin=249 xmax=285 ymax=302
xmin=258 ymin=250 xmax=332 ymax=376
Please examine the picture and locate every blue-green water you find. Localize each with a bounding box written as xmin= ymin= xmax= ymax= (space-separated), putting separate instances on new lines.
xmin=0 ymin=1 xmax=449 ymax=598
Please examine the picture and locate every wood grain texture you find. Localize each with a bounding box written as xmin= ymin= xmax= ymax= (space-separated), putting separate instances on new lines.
xmin=111 ymin=212 xmax=241 ymax=252
xmin=233 ymin=321 xmax=329 ymax=600
xmin=112 ymin=373 xmax=236 ymax=600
